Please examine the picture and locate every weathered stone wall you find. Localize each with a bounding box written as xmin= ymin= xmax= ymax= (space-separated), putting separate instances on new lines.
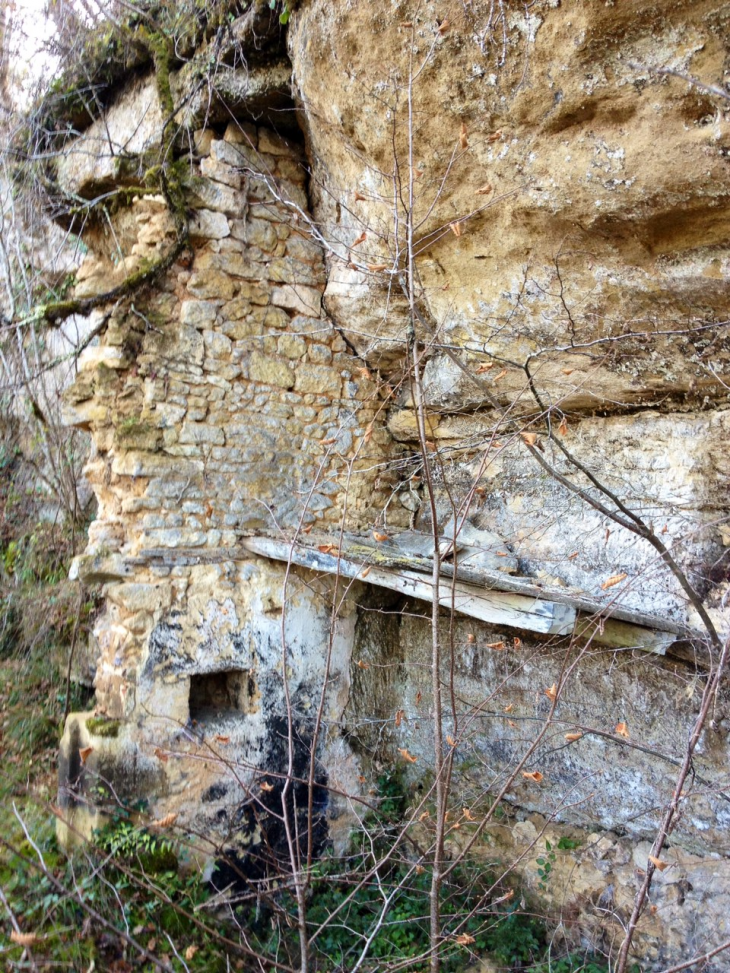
xmin=53 ymin=1 xmax=730 ymax=967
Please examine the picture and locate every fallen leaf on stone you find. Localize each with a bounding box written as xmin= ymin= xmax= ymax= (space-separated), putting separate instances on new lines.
xmin=662 ymin=524 xmax=669 ymax=534
xmin=450 ymin=222 xmax=462 ymax=237
xmin=513 ymin=637 xmax=522 ymax=648
xmin=462 ymin=807 xmax=476 ymax=820
xmin=476 ymin=362 xmax=494 ymax=373
xmin=565 ymin=732 xmax=583 ymax=742
xmin=487 ymin=130 xmax=503 ymax=142
xmin=648 ymin=855 xmax=669 ymax=872
xmin=367 ymin=263 xmax=388 ymax=272
xmin=460 ymin=122 xmax=469 ymax=150
xmin=467 ymin=633 xmax=476 ymax=643
xmin=151 ymin=813 xmax=178 ymax=829
xmin=545 ymin=683 xmax=558 ymax=702
xmin=446 ymin=734 xmax=456 ymax=746
xmin=10 ymin=930 xmax=37 ymax=947
xmin=601 ymin=572 xmax=627 ymax=590
xmin=302 ymin=524 xmax=313 ymax=534
xmin=401 ymin=21 xmax=413 ymax=27
xmin=215 ymin=734 xmax=230 ymax=744
xmin=358 ymin=774 xmax=366 ymax=783
xmin=522 ymin=771 xmax=544 ymax=783
xmin=395 ymin=709 xmax=404 ymax=727
xmin=562 ymin=368 xmax=574 ymax=375
xmin=318 ymin=543 xmax=337 ymax=554
xmin=455 ymin=933 xmax=475 ymax=945
xmin=493 ymin=369 xmax=507 ymax=381
xmin=354 ymin=191 xmax=366 ymax=201
xmin=568 ymin=551 xmax=579 ymax=560
xmin=475 ymin=485 xmax=487 ymax=496
xmin=558 ymin=416 xmax=568 ymax=436
xmin=154 ymin=748 xmax=169 ymax=763
xmin=398 ymin=747 xmax=417 ymax=763
xmin=615 ymin=721 xmax=630 ymax=739
xmin=357 ymin=660 xmax=369 ymax=669
xmin=352 ymin=232 xmax=367 ymax=247
xmin=372 ymin=531 xmax=389 ymax=542
xmin=438 ymin=19 xmax=450 ymax=33
xmin=508 ymin=719 xmax=517 ymax=727
xmin=363 ymin=423 xmax=373 ymax=443
xmin=475 ymin=183 xmax=493 ymax=195
xmin=504 ymin=703 xmax=514 ymax=713
xmin=79 ymin=746 xmax=94 ymax=764
xmin=361 ymin=565 xmax=371 ymax=578
xmin=419 ymin=810 xmax=430 ymax=821
xmin=321 ymin=436 xmax=337 ymax=445
xmin=496 ymin=551 xmax=509 ymax=557
xmin=260 ymin=781 xmax=274 ymax=792
xmin=486 ymin=641 xmax=505 ymax=650
xmin=415 ymin=691 xmax=422 ymax=705
xmin=521 ymin=432 xmax=538 ymax=446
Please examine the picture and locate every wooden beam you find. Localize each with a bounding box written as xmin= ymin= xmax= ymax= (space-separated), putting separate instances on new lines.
xmin=240 ymin=535 xmax=576 ymax=636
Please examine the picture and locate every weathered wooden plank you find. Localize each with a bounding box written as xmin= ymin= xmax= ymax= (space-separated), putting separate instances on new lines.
xmin=240 ymin=535 xmax=576 ymax=635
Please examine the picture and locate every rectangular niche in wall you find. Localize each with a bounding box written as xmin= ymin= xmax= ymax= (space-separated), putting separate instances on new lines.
xmin=189 ymin=669 xmax=259 ymax=721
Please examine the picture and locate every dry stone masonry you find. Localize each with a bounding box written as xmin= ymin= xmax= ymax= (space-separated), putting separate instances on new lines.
xmin=54 ymin=1 xmax=730 ymax=967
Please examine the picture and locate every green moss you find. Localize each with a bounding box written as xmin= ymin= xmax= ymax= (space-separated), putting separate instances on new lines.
xmin=86 ymin=717 xmax=121 ymax=739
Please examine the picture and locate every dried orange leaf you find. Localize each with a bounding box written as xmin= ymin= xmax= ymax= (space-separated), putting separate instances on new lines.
xmin=10 ymin=930 xmax=38 ymax=947
xmin=562 ymin=368 xmax=574 ymax=376
xmin=185 ymin=946 xmax=200 ymax=961
xmin=372 ymin=531 xmax=389 ymax=542
xmin=486 ymin=641 xmax=505 ymax=650
xmin=401 ymin=21 xmax=413 ymax=27
xmin=361 ymin=565 xmax=372 ymax=578
xmin=450 ymin=222 xmax=462 ymax=237
xmin=318 ymin=543 xmax=336 ymax=554
xmin=521 ymin=432 xmax=538 ymax=446
xmin=507 ymin=719 xmax=517 ymax=727
xmin=475 ymin=183 xmax=493 ymax=195
xmin=352 ymin=232 xmax=367 ymax=247
xmin=446 ymin=734 xmax=456 ymax=747
xmin=615 ymin=721 xmax=630 ymax=739
xmin=394 ymin=709 xmax=404 ymax=728
xmin=419 ymin=810 xmax=430 ymax=821
xmin=462 ymin=807 xmax=476 ymax=821
xmin=565 ymin=732 xmax=583 ymax=742
xmin=513 ymin=637 xmax=522 ymax=648
xmin=476 ymin=361 xmax=495 ymax=373
xmin=601 ymin=572 xmax=627 ymax=590
xmin=215 ymin=734 xmax=230 ymax=744
xmin=398 ymin=747 xmax=418 ymax=763
xmin=487 ymin=129 xmax=503 ymax=142
xmin=648 ymin=855 xmax=669 ymax=872
xmin=367 ymin=263 xmax=388 ymax=272
xmin=154 ymin=747 xmax=169 ymax=763
xmin=504 ymin=703 xmax=514 ymax=713
xmin=545 ymin=683 xmax=558 ymax=702
xmin=467 ymin=633 xmax=476 ymax=643
xmin=302 ymin=524 xmax=313 ymax=534
xmin=558 ymin=416 xmax=568 ymax=436
xmin=260 ymin=781 xmax=274 ymax=792
xmin=415 ymin=691 xmax=422 ymax=705
xmin=437 ymin=19 xmax=450 ymax=33
xmin=455 ymin=933 xmax=475 ymax=945
xmin=79 ymin=746 xmax=94 ymax=765
xmin=459 ymin=122 xmax=469 ymax=150
xmin=522 ymin=771 xmax=544 ymax=783
xmin=151 ymin=812 xmax=178 ymax=829
xmin=354 ymin=191 xmax=366 ymax=201
xmin=357 ymin=660 xmax=369 ymax=669
xmin=568 ymin=551 xmax=579 ymax=560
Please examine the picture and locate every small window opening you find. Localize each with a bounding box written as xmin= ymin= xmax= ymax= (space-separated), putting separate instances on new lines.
xmin=189 ymin=669 xmax=259 ymax=721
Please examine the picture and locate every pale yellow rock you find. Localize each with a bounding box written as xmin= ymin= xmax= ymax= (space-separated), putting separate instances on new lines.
xmin=248 ymin=352 xmax=295 ymax=389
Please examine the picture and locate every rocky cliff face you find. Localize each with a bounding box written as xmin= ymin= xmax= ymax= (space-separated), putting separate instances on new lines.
xmin=55 ymin=1 xmax=730 ymax=968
